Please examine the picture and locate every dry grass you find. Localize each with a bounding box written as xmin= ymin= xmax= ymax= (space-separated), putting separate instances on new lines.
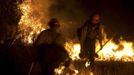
xmin=65 ymin=61 xmax=134 ymax=75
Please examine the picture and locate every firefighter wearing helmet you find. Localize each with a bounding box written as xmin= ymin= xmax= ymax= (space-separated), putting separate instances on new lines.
xmin=34 ymin=18 xmax=69 ymax=75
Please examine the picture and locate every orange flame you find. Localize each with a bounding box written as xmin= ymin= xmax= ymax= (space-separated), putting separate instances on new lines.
xmin=65 ymin=42 xmax=81 ymax=60
xmin=95 ymin=28 xmax=134 ymax=61
xmin=96 ymin=38 xmax=134 ymax=61
xmin=18 ymin=0 xmax=46 ymax=44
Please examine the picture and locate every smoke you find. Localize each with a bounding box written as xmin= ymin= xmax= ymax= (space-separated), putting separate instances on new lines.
xmin=18 ymin=0 xmax=98 ymax=43
xmin=21 ymin=0 xmax=91 ymax=41
xmin=36 ymin=0 xmax=134 ymax=41
xmin=47 ymin=0 xmax=91 ymax=40
xmin=29 ymin=0 xmax=53 ymax=26
xmin=25 ymin=0 xmax=81 ymax=40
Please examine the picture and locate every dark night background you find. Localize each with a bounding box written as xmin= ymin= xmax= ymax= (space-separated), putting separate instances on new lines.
xmin=49 ymin=0 xmax=134 ymax=40
xmin=0 ymin=0 xmax=134 ymax=75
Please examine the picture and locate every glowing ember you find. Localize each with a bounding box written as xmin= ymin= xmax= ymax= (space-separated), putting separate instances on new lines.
xmin=74 ymin=70 xmax=79 ymax=74
xmin=55 ymin=66 xmax=65 ymax=75
xmin=85 ymin=61 xmax=91 ymax=67
xmin=90 ymin=72 xmax=94 ymax=75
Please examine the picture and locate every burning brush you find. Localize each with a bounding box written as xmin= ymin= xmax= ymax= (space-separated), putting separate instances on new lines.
xmin=18 ymin=0 xmax=134 ymax=75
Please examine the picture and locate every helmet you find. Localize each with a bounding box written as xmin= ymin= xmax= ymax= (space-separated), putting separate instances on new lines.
xmin=48 ymin=18 xmax=60 ymax=28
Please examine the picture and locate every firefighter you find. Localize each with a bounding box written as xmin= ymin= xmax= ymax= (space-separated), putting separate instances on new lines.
xmin=34 ymin=18 xmax=69 ymax=75
xmin=77 ymin=12 xmax=103 ymax=71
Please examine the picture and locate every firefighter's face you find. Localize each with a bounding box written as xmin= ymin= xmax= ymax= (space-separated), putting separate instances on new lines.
xmin=91 ymin=14 xmax=100 ymax=24
xmin=54 ymin=21 xmax=60 ymax=28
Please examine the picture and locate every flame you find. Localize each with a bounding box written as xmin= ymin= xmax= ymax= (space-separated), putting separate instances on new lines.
xmin=18 ymin=0 xmax=45 ymax=44
xmin=96 ymin=38 xmax=134 ymax=61
xmin=54 ymin=65 xmax=65 ymax=74
xmin=90 ymin=72 xmax=94 ymax=75
xmin=18 ymin=0 xmax=134 ymax=75
xmin=85 ymin=61 xmax=91 ymax=67
xmin=95 ymin=28 xmax=134 ymax=61
xmin=18 ymin=0 xmax=82 ymax=60
xmin=57 ymin=27 xmax=134 ymax=74
xmin=65 ymin=42 xmax=81 ymax=60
